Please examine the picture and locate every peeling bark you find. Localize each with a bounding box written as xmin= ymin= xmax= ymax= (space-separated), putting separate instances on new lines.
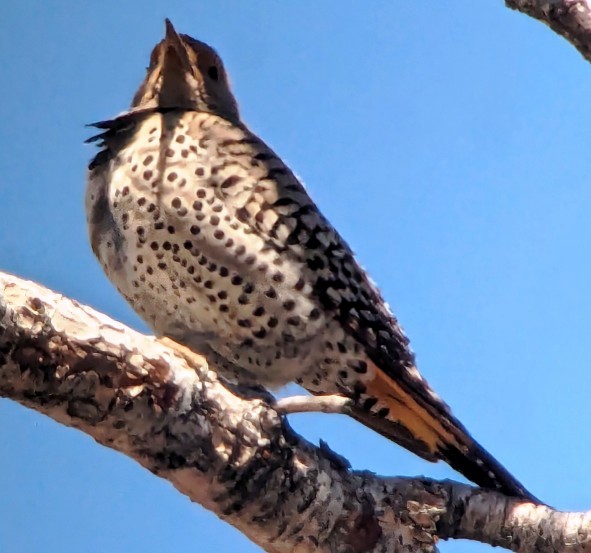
xmin=0 ymin=272 xmax=590 ymax=552
xmin=506 ymin=0 xmax=591 ymax=62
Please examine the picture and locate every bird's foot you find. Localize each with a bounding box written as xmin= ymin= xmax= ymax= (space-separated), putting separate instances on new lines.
xmin=274 ymin=394 xmax=353 ymax=415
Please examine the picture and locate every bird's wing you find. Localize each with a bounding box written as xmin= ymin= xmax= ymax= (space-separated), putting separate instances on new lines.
xmin=208 ymin=123 xmax=537 ymax=501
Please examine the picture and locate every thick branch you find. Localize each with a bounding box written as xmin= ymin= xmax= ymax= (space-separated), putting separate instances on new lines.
xmin=506 ymin=0 xmax=591 ymax=62
xmin=0 ymin=271 xmax=588 ymax=552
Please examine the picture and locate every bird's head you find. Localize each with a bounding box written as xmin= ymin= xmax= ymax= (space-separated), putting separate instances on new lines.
xmin=131 ymin=19 xmax=239 ymax=123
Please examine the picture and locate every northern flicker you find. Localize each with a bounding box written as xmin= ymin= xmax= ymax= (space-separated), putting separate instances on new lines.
xmin=86 ymin=20 xmax=537 ymax=502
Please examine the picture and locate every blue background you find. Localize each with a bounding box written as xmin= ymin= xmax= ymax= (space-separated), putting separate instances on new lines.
xmin=1 ymin=3 xmax=589 ymax=552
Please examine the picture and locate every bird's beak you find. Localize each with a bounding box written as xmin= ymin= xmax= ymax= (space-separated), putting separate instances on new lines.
xmin=163 ymin=19 xmax=184 ymax=57
xmin=130 ymin=19 xmax=195 ymax=109
xmin=161 ymin=19 xmax=192 ymax=72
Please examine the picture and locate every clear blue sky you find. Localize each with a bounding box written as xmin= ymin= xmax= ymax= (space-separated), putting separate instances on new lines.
xmin=1 ymin=3 xmax=589 ymax=552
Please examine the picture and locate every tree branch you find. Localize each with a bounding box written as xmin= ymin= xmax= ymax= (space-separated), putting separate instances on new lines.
xmin=0 ymin=271 xmax=589 ymax=552
xmin=506 ymin=0 xmax=591 ymax=62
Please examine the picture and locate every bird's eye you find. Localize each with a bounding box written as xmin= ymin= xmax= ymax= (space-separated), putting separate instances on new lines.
xmin=207 ymin=65 xmax=219 ymax=81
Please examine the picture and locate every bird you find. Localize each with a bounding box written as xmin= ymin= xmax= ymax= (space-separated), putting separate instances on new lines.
xmin=85 ymin=19 xmax=538 ymax=502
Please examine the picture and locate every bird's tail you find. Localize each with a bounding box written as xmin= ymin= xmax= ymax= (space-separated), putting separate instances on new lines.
xmin=350 ymin=361 xmax=539 ymax=503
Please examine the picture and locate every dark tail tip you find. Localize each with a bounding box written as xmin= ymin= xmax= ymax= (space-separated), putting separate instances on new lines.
xmin=441 ymin=441 xmax=541 ymax=504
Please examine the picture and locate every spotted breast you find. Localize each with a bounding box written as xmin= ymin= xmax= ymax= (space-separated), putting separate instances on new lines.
xmin=86 ymin=19 xmax=538 ymax=502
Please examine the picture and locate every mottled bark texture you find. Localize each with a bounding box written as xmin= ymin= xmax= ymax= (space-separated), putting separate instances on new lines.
xmin=506 ymin=0 xmax=591 ymax=62
xmin=0 ymin=273 xmax=590 ymax=552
